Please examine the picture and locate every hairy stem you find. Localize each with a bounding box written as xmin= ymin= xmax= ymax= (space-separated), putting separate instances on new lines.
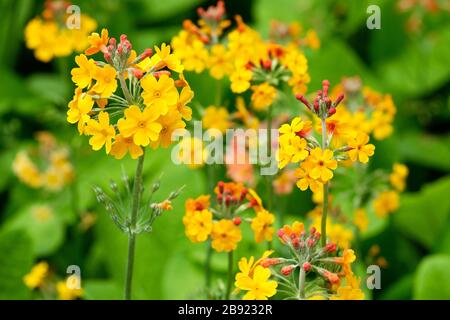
xmin=225 ymin=250 xmax=234 ymax=300
xmin=298 ymin=267 xmax=306 ymax=299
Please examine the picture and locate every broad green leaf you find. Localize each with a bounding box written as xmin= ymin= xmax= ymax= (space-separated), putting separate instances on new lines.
xmin=413 ymin=254 xmax=450 ymax=300
xmin=26 ymin=73 xmax=70 ymax=106
xmin=3 ymin=203 xmax=65 ymax=256
xmin=380 ymin=274 xmax=413 ymax=300
xmin=394 ymin=176 xmax=450 ymax=248
xmin=0 ymin=230 xmax=33 ymax=299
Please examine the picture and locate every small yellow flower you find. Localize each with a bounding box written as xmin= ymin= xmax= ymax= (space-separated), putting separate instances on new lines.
xmin=151 ymin=109 xmax=186 ymax=148
xmin=235 ymin=266 xmax=277 ymax=300
xmin=85 ymin=111 xmax=116 ymax=153
xmin=211 ymin=219 xmax=242 ymax=252
xmin=354 ymin=208 xmax=369 ymax=232
xmin=92 ymin=64 xmax=118 ymax=98
xmin=202 ymin=106 xmax=232 ymax=133
xmin=347 ymin=132 xmax=375 ymax=163
xmin=308 ymin=148 xmax=337 ymax=182
xmin=71 ymin=54 xmax=97 ymax=88
xmin=330 ymin=273 xmax=364 ymax=300
xmin=12 ymin=151 xmax=42 ymax=188
xmin=141 ymin=74 xmax=178 ymax=116
xmin=172 ymin=86 xmax=194 ymax=121
xmin=67 ymin=88 xmax=94 ymax=134
xmin=373 ymin=190 xmax=399 ymax=218
xmin=208 ymin=44 xmax=234 ymax=80
xmin=85 ymin=28 xmax=109 ymax=55
xmin=56 ymin=276 xmax=83 ymax=300
xmin=230 ymin=67 xmax=252 ymax=93
xmin=251 ymin=210 xmax=275 ymax=243
xmin=117 ymin=105 xmax=162 ymax=147
xmin=143 ymin=43 xmax=184 ymax=73
xmin=250 ymin=83 xmax=277 ymax=111
xmin=183 ymin=209 xmax=213 ymax=243
xmin=294 ymin=159 xmax=323 ymax=192
xmin=390 ymin=163 xmax=408 ymax=192
xmin=23 ymin=261 xmax=49 ymax=289
xmin=110 ymin=134 xmax=143 ymax=159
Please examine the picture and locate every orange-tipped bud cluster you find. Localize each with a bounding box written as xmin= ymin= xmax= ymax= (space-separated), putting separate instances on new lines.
xmin=216 ymin=181 xmax=248 ymax=208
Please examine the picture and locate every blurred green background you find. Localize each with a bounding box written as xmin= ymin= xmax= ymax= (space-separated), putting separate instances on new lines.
xmin=0 ymin=0 xmax=449 ymax=299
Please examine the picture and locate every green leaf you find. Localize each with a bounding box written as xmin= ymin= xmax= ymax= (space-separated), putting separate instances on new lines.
xmin=397 ymin=133 xmax=450 ymax=172
xmin=0 ymin=230 xmax=33 ymax=299
xmin=83 ymin=280 xmax=122 ymax=300
xmin=380 ymin=274 xmax=414 ymax=300
xmin=414 ymin=254 xmax=450 ymax=300
xmin=26 ymin=73 xmax=70 ymax=106
xmin=394 ymin=176 xmax=450 ymax=248
xmin=3 ymin=204 xmax=65 ymax=256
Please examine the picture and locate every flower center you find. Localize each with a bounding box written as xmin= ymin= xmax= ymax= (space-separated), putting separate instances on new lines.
xmin=138 ymin=121 xmax=146 ymax=128
xmin=154 ymin=90 xmax=161 ymax=98
xmin=105 ymin=77 xmax=111 ymax=82
xmin=319 ymin=160 xmax=324 ymax=166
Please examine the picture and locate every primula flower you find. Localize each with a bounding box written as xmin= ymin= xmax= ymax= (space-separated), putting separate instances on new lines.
xmin=117 ymin=105 xmax=162 ymax=147
xmin=183 ymin=209 xmax=213 ymax=243
xmin=85 ymin=28 xmax=109 ymax=55
xmin=172 ymin=86 xmax=194 ymax=121
xmin=279 ymin=116 xmax=310 ymax=142
xmin=57 ymin=278 xmax=83 ymax=300
xmin=23 ymin=261 xmax=49 ymax=289
xmin=208 ymin=44 xmax=234 ymax=79
xmin=110 ymin=134 xmax=143 ymax=159
xmin=346 ymin=132 xmax=375 ymax=163
xmin=330 ymin=273 xmax=364 ymax=300
xmin=71 ymin=54 xmax=96 ymax=88
xmin=308 ymin=148 xmax=338 ymax=182
xmin=85 ymin=111 xmax=116 ymax=153
xmin=141 ymin=74 xmax=178 ymax=116
xmin=202 ymin=106 xmax=232 ymax=133
xmin=92 ymin=64 xmax=118 ymax=98
xmin=373 ymin=190 xmax=400 ymax=218
xmin=211 ymin=219 xmax=242 ymax=252
xmin=235 ymin=265 xmax=277 ymax=300
xmin=353 ymin=208 xmax=369 ymax=232
xmin=67 ymin=88 xmax=94 ymax=134
xmin=230 ymin=67 xmax=252 ymax=93
xmin=151 ymin=109 xmax=186 ymax=148
xmin=390 ymin=163 xmax=409 ymax=192
xmin=140 ymin=43 xmax=184 ymax=73
xmin=251 ymin=210 xmax=275 ymax=243
xmin=294 ymin=159 xmax=323 ymax=192
xmin=250 ymin=83 xmax=277 ymax=111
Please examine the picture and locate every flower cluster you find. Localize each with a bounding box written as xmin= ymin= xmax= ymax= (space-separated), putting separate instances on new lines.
xmin=24 ymin=0 xmax=97 ymax=62
xmin=235 ymin=222 xmax=364 ymax=300
xmin=171 ymin=1 xmax=313 ymax=109
xmin=23 ymin=261 xmax=83 ymax=300
xmin=12 ymin=132 xmax=74 ymax=191
xmin=183 ymin=181 xmax=275 ymax=252
xmin=67 ymin=28 xmax=193 ymax=157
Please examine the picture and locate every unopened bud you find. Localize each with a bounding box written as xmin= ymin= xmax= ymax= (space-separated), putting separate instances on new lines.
xmin=295 ymin=94 xmax=310 ymax=109
xmin=281 ymin=265 xmax=295 ymax=276
xmin=218 ymin=181 xmax=225 ymax=193
xmin=233 ymin=217 xmax=242 ymax=226
xmin=325 ymin=242 xmax=337 ymax=253
xmin=303 ymin=262 xmax=312 ymax=272
xmin=322 ymin=80 xmax=330 ymax=96
xmin=328 ymin=107 xmax=336 ymax=116
xmin=334 ymin=93 xmax=345 ymax=107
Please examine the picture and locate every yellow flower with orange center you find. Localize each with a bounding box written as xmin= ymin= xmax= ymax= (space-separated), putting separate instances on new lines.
xmin=308 ymin=148 xmax=337 ymax=182
xmin=251 ymin=210 xmax=275 ymax=243
xmin=211 ymin=219 xmax=242 ymax=252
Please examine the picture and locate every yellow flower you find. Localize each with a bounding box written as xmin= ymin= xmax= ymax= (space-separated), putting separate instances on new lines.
xmin=211 ymin=219 xmax=242 ymax=252
xmin=279 ymin=117 xmax=309 ymax=142
xmin=56 ymin=277 xmax=83 ymax=300
xmin=390 ymin=163 xmax=408 ymax=192
xmin=23 ymin=261 xmax=49 ymax=289
xmin=183 ymin=209 xmax=213 ymax=243
xmin=85 ymin=28 xmax=109 ymax=55
xmin=141 ymin=74 xmax=178 ymax=116
xmin=308 ymin=148 xmax=337 ymax=182
xmin=110 ymin=134 xmax=143 ymax=159
xmin=71 ymin=54 xmax=96 ymax=88
xmin=236 ymin=251 xmax=273 ymax=278
xmin=373 ymin=190 xmax=399 ymax=218
xmin=144 ymin=43 xmax=184 ymax=73
xmin=208 ymin=44 xmax=233 ymax=79
xmin=280 ymin=221 xmax=305 ymax=240
xmin=67 ymin=88 xmax=93 ymax=134
xmin=117 ymin=105 xmax=162 ymax=146
xmin=235 ymin=266 xmax=277 ymax=300
xmin=151 ymin=108 xmax=185 ymax=148
xmin=294 ymin=159 xmax=323 ymax=192
xmin=250 ymin=83 xmax=277 ymax=111
xmin=202 ymin=106 xmax=232 ymax=133
xmin=172 ymin=86 xmax=194 ymax=121
xmin=85 ymin=111 xmax=116 ymax=153
xmin=12 ymin=151 xmax=42 ymax=188
xmin=92 ymin=64 xmax=118 ymax=98
xmin=230 ymin=67 xmax=252 ymax=93
xmin=185 ymin=195 xmax=210 ymax=212
xmin=330 ymin=273 xmax=364 ymax=300
xmin=347 ymin=132 xmax=375 ymax=163
xmin=354 ymin=208 xmax=369 ymax=232
xmin=251 ymin=210 xmax=275 ymax=243
xmin=287 ymin=136 xmax=309 ymax=163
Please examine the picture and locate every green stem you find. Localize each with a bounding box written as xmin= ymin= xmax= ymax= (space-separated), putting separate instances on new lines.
xmin=320 ymin=117 xmax=329 ymax=247
xmin=124 ymin=150 xmax=145 ymax=300
xmin=225 ymin=250 xmax=233 ymax=300
xmin=298 ymin=267 xmax=306 ymax=299
xmin=118 ymin=73 xmax=134 ymax=105
xmin=205 ymin=240 xmax=213 ymax=292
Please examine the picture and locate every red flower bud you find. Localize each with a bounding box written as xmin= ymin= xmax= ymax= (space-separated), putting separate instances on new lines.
xmin=277 ymin=229 xmax=285 ymax=238
xmin=334 ymin=93 xmax=345 ymax=106
xmin=325 ymin=242 xmax=337 ymax=253
xmin=262 ymin=59 xmax=272 ymax=70
xmin=143 ymin=48 xmax=153 ymax=58
xmin=303 ymin=262 xmax=312 ymax=272
xmin=132 ymin=68 xmax=144 ymax=79
xmin=322 ymin=80 xmax=330 ymax=96
xmin=233 ymin=216 xmax=242 ymax=226
xmin=314 ymin=232 xmax=321 ymax=240
xmin=310 ymin=227 xmax=316 ymax=234
xmin=281 ymin=265 xmax=295 ymax=276
xmin=328 ymin=107 xmax=336 ymax=116
xmin=225 ymin=195 xmax=232 ymax=206
xmin=218 ymin=181 xmax=224 ymax=193
xmin=120 ymin=34 xmax=127 ymax=42
xmin=307 ymin=238 xmax=315 ymax=247
xmin=295 ymin=94 xmax=310 ymax=109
